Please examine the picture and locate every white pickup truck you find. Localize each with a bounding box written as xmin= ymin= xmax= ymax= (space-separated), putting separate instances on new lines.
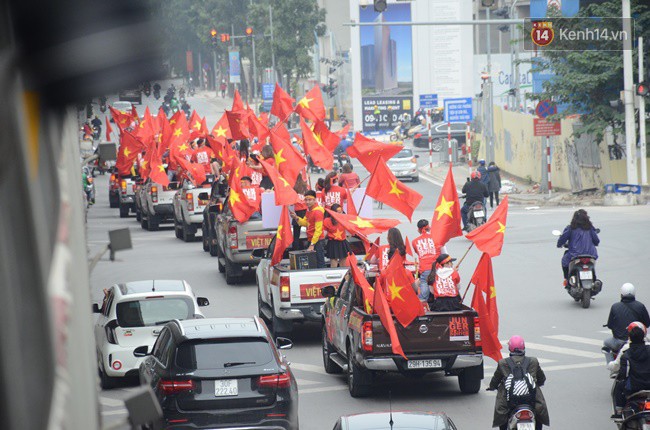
xmin=172 ymin=177 xmax=214 ymax=242
xmin=117 ymin=176 xmax=137 ymax=218
xmin=255 ymin=236 xmax=366 ymax=336
xmin=139 ymin=179 xmax=180 ymax=231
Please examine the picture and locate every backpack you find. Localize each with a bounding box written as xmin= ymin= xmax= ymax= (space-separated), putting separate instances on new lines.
xmin=504 ymin=357 xmax=536 ymax=407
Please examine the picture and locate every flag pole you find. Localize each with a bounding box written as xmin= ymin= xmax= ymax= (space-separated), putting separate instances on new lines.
xmin=460 ymin=279 xmax=474 ymax=303
xmin=358 ymin=157 xmax=380 ymax=213
xmin=454 ymin=242 xmax=474 ymax=271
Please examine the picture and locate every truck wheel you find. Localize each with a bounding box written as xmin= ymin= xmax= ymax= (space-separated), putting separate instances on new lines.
xmin=347 ymin=346 xmax=371 ymax=397
xmin=119 ymin=205 xmax=129 ymax=218
xmin=217 ymin=256 xmax=225 ymax=273
xmin=271 ymin=304 xmax=291 ymax=338
xmin=147 ymin=215 xmax=159 ymax=231
xmin=182 ymin=223 xmax=195 ymax=242
xmin=99 ymin=365 xmax=117 ymax=390
xmin=141 ymin=214 xmax=148 ymax=230
xmin=209 ymin=240 xmax=219 ymax=257
xmin=135 ymin=207 xmax=141 ymax=222
xmin=202 ymin=226 xmax=209 ymax=251
xmin=258 ymin=290 xmax=269 ymax=324
xmin=224 ymin=258 xmax=240 ymax=285
xmin=458 ymin=367 xmax=482 ymax=394
xmin=174 ymin=222 xmax=182 ymax=239
xmin=581 ymin=289 xmax=592 ymax=309
xmin=322 ymin=326 xmax=342 ymax=374
xmin=109 ymin=194 xmax=119 ymax=208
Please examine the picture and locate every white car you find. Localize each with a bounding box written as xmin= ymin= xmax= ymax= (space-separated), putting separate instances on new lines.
xmin=93 ymin=280 xmax=209 ymax=388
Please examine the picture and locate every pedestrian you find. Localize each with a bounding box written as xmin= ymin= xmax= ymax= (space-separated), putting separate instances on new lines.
xmin=323 ymin=204 xmax=351 ymax=268
xmin=477 ymin=160 xmax=489 ymax=187
xmin=487 ymin=161 xmax=502 ymax=208
xmin=290 ymin=190 xmax=326 ymax=268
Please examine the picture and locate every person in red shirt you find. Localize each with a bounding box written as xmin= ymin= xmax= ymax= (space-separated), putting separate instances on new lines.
xmin=240 ymin=176 xmax=262 ymax=212
xmin=290 ymin=190 xmax=326 ymax=268
xmin=412 ymin=219 xmax=448 ymax=301
xmin=323 ymin=172 xmax=347 ymax=209
xmin=427 ymin=253 xmax=462 ymax=311
xmin=323 ymin=203 xmax=351 ymax=268
xmin=291 ymin=177 xmax=309 ymax=250
xmin=338 ymin=163 xmax=361 ymax=189
xmin=192 ymin=138 xmax=217 ymax=174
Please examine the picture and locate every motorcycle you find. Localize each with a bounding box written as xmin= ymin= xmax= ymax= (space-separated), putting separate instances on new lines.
xmin=389 ymin=120 xmax=426 ymax=142
xmin=506 ymin=404 xmax=536 ymax=430
xmin=553 ymin=229 xmax=602 ymax=309
xmin=461 ymin=198 xmax=486 ymax=232
xmin=613 ymin=390 xmax=650 ymax=429
xmin=82 ymin=166 xmax=95 ymax=206
xmin=99 ymin=96 xmax=107 ymax=113
xmin=188 ymin=85 xmax=195 ymax=97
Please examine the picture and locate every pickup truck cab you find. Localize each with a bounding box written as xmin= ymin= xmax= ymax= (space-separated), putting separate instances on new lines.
xmin=139 ymin=179 xmax=180 ymax=231
xmin=256 ymin=237 xmax=367 ymax=337
xmin=320 ymin=271 xmax=484 ymax=397
xmin=172 ymin=176 xmax=214 ymax=242
xmin=117 ymin=176 xmax=137 ymax=218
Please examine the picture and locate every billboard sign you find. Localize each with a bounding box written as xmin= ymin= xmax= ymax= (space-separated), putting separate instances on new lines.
xmin=229 ymin=50 xmax=241 ymax=84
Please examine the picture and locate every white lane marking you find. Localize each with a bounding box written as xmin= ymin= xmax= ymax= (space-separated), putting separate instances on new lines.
xmin=290 ymin=362 xmax=327 ymax=375
xmin=300 ymin=385 xmax=349 ymax=395
xmin=500 ymin=341 xmax=602 ymax=359
xmin=542 ymin=361 xmax=603 ymax=372
xmin=99 ymin=397 xmax=124 ymax=407
xmin=101 ymin=409 xmax=128 ymax=416
xmin=545 ymin=334 xmax=604 ymax=347
xmin=296 ymin=378 xmax=321 ymax=387
xmin=417 ymin=170 xmax=442 ymax=187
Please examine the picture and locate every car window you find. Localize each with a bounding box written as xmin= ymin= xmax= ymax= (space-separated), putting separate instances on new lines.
xmin=103 ymin=292 xmax=114 ymax=317
xmin=175 ymin=338 xmax=275 ymax=371
xmin=332 ymin=419 xmax=342 ymax=430
xmin=159 ymin=334 xmax=174 ymax=367
xmin=152 ymin=329 xmax=170 ymax=362
xmin=338 ymin=278 xmax=351 ymax=302
xmin=395 ymin=149 xmax=412 ymax=158
xmin=115 ymin=298 xmax=194 ymax=328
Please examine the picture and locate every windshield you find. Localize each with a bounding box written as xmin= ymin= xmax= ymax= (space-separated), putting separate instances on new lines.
xmin=176 ymin=338 xmax=274 ymax=370
xmin=112 ymin=102 xmax=132 ymax=112
xmin=116 ymin=297 xmax=194 ymax=328
xmin=395 ymin=149 xmax=413 ymax=159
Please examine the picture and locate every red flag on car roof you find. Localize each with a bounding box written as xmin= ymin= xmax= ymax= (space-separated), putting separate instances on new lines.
xmin=269 ymin=128 xmax=307 ymax=187
xmin=347 ymin=253 xmax=374 ymax=314
xmin=325 ymin=209 xmax=400 ymax=236
xmin=231 ymin=89 xmax=245 ymax=113
xmin=300 ymin=117 xmax=333 ymax=171
xmin=227 ymin=159 xmax=259 ymax=223
xmin=258 ymin=158 xmax=299 ymax=206
xmin=226 ymin=110 xmax=250 ymax=141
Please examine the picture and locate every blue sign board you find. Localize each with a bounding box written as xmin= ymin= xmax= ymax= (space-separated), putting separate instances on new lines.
xmin=262 ymin=83 xmax=274 ymax=101
xmin=228 ymin=50 xmax=241 ymax=84
xmin=419 ymin=94 xmax=438 ymax=109
xmin=444 ymin=97 xmax=473 ymax=123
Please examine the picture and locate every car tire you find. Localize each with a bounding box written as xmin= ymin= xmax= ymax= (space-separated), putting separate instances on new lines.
xmin=432 ymin=138 xmax=443 ymax=152
xmin=174 ymin=222 xmax=182 ymax=239
xmin=458 ymin=366 xmax=482 ymax=394
xmin=202 ymin=231 xmax=209 ymax=251
xmin=147 ymin=215 xmax=160 ymax=231
xmin=412 ymin=175 xmax=419 ymax=183
xmin=119 ymin=205 xmax=129 ymax=218
xmin=135 ymin=207 xmax=141 ymax=222
xmin=141 ymin=214 xmax=148 ymax=230
xmin=109 ymin=194 xmax=119 ymax=208
xmin=258 ymin=290 xmax=270 ymax=324
xmin=99 ymin=365 xmax=117 ymax=390
xmin=182 ymin=223 xmax=195 ymax=242
xmin=270 ymin=300 xmax=291 ymax=338
xmin=224 ymin=257 xmax=240 ymax=284
xmin=209 ymin=239 xmax=219 ymax=257
xmin=347 ymin=345 xmax=371 ymax=398
xmin=322 ymin=326 xmax=342 ymax=374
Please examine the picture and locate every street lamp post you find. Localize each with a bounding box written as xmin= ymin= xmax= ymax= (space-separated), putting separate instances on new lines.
xmin=510 ymin=0 xmax=520 ymax=111
xmin=622 ymin=0 xmax=638 ymax=184
xmin=482 ymin=0 xmax=495 ymax=163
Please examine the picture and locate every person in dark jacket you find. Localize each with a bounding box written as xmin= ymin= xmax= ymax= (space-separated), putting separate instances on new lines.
xmin=487 ymin=161 xmax=502 ymax=208
xmin=488 ymin=336 xmax=549 ymax=429
xmin=556 ymin=209 xmax=600 ymax=287
xmin=461 ymin=171 xmax=489 ymax=230
xmin=612 ymin=322 xmax=650 ymax=418
xmin=604 ymin=283 xmax=650 ymax=363
xmin=477 ymin=159 xmax=490 ymax=186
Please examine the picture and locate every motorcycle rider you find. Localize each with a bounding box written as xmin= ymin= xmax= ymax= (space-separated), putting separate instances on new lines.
xmin=556 ymin=209 xmax=600 ymax=288
xmin=488 ymin=336 xmax=550 ymax=429
xmin=604 ymin=284 xmax=650 ymax=364
xmin=461 ymin=171 xmax=489 ymax=231
xmin=612 ymin=322 xmax=650 ymax=419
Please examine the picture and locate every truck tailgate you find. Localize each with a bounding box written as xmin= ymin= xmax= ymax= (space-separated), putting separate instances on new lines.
xmin=288 ymin=267 xmax=348 ymax=303
xmin=373 ymin=310 xmax=478 ymax=355
xmin=236 ymin=222 xmax=275 ymax=250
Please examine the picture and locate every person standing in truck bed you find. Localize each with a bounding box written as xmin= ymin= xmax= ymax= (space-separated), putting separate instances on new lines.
xmin=290 ymin=190 xmax=326 ymax=268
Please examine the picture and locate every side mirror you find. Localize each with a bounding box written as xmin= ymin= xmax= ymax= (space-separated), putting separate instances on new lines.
xmin=414 ymin=154 xmax=420 ymax=158
xmin=275 ymin=337 xmax=293 ymax=350
xmin=92 ymin=303 xmax=102 ymax=314
xmin=251 ymin=248 xmax=266 ymax=258
xmin=133 ymin=345 xmax=149 ymax=357
xmin=197 ymin=297 xmax=210 ymax=307
xmin=321 ymin=285 xmax=336 ymax=298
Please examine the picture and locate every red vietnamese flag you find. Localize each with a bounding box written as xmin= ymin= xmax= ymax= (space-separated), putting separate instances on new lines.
xmin=471 ymin=282 xmax=503 ymax=363
xmin=188 ymin=111 xmax=205 ymax=140
xmin=465 ymin=196 xmax=509 ymax=257
xmin=295 ymin=85 xmax=326 ymax=121
xmin=471 ymin=253 xmax=499 ymax=332
xmin=347 ymin=253 xmax=374 ymax=313
xmin=271 ymin=206 xmax=293 ymax=265
xmin=312 ymin=120 xmax=341 ymax=152
xmin=211 ymin=113 xmax=233 ymax=142
xmin=259 ymin=112 xmax=270 ymax=127
xmin=383 ymin=253 xmax=424 ymax=327
xmin=232 ymin=89 xmax=245 ymax=113
xmin=257 ymin=158 xmax=299 ymax=206
xmin=248 ymin=110 xmax=270 ymax=141
xmin=175 ymin=155 xmax=207 ymax=186
xmin=208 ymin=136 xmax=237 ymax=172
xmin=346 ymin=133 xmax=402 ymax=171
xmin=269 ymin=128 xmax=307 ymax=187
xmin=364 ymin=237 xmax=381 ymax=259
xmin=300 ymin=118 xmax=333 ymax=170
xmin=373 ymin=276 xmax=406 ymax=359
xmin=275 ymin=123 xmax=291 ymax=142
xmin=404 ymin=236 xmax=413 ymax=257
xmin=227 ymin=160 xmax=259 ymax=223
xmin=131 ymin=104 xmax=139 ymax=122
xmin=345 ymin=188 xmax=357 ymax=216
xmin=226 ymin=110 xmax=250 ymax=140
xmin=270 ymin=83 xmax=295 ymax=121
xmin=366 ymin=159 xmax=423 ymax=221
xmin=105 ymin=116 xmax=113 ymax=141
xmin=109 ymin=106 xmax=135 ymax=133
xmin=147 ymin=150 xmax=170 ymax=187
xmin=430 ymin=164 xmax=463 ymax=246
xmin=168 ymin=114 xmax=191 ymax=162
xmin=334 ymin=123 xmax=351 ymax=139
xmin=115 ymin=131 xmax=145 ymax=175
xmin=325 ymin=209 xmax=400 ymax=236
xmin=135 ymin=106 xmax=155 ymax=143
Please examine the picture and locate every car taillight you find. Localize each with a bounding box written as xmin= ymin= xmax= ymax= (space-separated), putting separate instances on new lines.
xmin=257 ymin=373 xmax=291 ymax=389
xmin=362 ymin=321 xmax=373 ymax=352
xmin=120 ymin=180 xmax=127 ymax=194
xmin=151 ymin=186 xmax=158 ymax=203
xmin=159 ymin=379 xmax=196 ymax=395
xmin=186 ymin=192 xmax=194 ymax=211
xmin=644 ymin=401 xmax=650 ymax=410
xmin=105 ymin=320 xmax=118 ymax=345
xmin=474 ymin=317 xmax=482 ymax=347
xmin=414 ymin=133 xmax=421 ymax=139
xmin=228 ymin=225 xmax=238 ymax=249
xmin=280 ymin=277 xmax=290 ymax=302
xmin=580 ymin=258 xmax=592 ymax=264
xmin=514 ymin=409 xmax=533 ymax=421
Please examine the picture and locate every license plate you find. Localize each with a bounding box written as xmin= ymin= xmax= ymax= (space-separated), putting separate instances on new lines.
xmin=246 ymin=235 xmax=273 ymax=249
xmin=214 ymin=379 xmax=238 ymax=397
xmin=579 ymin=271 xmax=593 ymax=280
xmin=517 ymin=424 xmax=534 ymax=430
xmin=407 ymin=359 xmax=442 ymax=369
xmin=474 ymin=210 xmax=485 ymax=218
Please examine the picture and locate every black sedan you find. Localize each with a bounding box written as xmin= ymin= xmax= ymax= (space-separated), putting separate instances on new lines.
xmin=137 ymin=317 xmax=298 ymax=430
xmin=413 ymin=121 xmax=467 ymax=150
xmin=333 ymin=411 xmax=458 ymax=430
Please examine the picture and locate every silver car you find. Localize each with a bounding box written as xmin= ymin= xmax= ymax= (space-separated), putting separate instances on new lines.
xmin=386 ymin=147 xmax=419 ymax=182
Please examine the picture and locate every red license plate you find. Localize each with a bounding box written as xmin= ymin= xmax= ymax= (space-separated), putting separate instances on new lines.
xmin=246 ymin=235 xmax=273 ymax=249
xmin=299 ymin=282 xmax=335 ymax=300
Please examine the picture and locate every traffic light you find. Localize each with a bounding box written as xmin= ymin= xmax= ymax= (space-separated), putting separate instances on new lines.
xmin=210 ymin=28 xmax=218 ymax=46
xmin=637 ymin=82 xmax=650 ymax=97
xmin=245 ymin=27 xmax=253 ymax=36
xmin=220 ymin=33 xmax=230 ymax=43
xmin=373 ymin=0 xmax=387 ymax=13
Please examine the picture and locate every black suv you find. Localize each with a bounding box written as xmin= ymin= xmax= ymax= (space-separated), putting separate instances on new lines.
xmin=136 ymin=317 xmax=298 ymax=429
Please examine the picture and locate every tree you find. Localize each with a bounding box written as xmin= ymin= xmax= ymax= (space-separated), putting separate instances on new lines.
xmin=528 ymin=0 xmax=650 ymax=143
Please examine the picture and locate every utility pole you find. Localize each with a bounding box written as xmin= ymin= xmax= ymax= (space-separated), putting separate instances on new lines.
xmin=213 ymin=50 xmax=218 ymax=96
xmin=485 ymin=5 xmax=494 ymax=163
xmin=269 ymin=4 xmax=277 ymax=84
xmin=639 ymin=36 xmax=647 ymax=185
xmin=510 ymin=0 xmax=520 ymax=111
xmin=622 ymin=0 xmax=638 ymax=184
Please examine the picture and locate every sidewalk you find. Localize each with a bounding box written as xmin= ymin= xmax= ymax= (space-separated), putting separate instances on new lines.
xmin=419 ymin=162 xmax=605 ymax=207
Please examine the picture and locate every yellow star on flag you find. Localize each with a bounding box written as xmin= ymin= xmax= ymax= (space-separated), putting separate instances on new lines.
xmin=169 ymin=119 xmax=177 ymax=125
xmin=350 ymin=216 xmax=374 ymax=229
xmin=229 ymin=190 xmax=241 ymax=205
xmin=173 ymin=128 xmax=183 ymax=137
xmin=119 ymin=118 xmax=127 ymax=124
xmin=123 ymin=147 xmax=131 ymax=157
xmin=140 ymin=160 xmax=148 ymax=169
xmin=299 ymin=96 xmax=313 ymax=109
xmin=313 ymin=132 xmax=325 ymax=147
xmin=194 ymin=120 xmax=201 ymax=130
xmin=214 ymin=126 xmax=227 ymax=138
xmin=496 ymin=221 xmax=506 ymax=234
xmin=234 ymin=167 xmax=241 ymax=178
xmin=434 ymin=196 xmax=455 ymax=220
xmin=388 ymin=180 xmax=404 ymax=198
xmin=178 ymin=143 xmax=189 ymax=152
xmin=274 ymin=149 xmax=287 ymax=167
xmin=279 ymin=177 xmax=291 ymax=188
xmin=489 ymin=285 xmax=496 ymax=299
xmin=276 ymin=225 xmax=283 ymax=239
xmin=139 ymin=120 xmax=146 ymax=128
xmin=387 ymin=279 xmax=405 ymax=302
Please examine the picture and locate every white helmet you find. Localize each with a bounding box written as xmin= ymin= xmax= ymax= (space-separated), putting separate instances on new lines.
xmin=621 ymin=283 xmax=635 ymax=297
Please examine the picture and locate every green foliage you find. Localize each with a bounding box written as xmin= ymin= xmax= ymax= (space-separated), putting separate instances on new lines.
xmin=528 ymin=0 xmax=650 ymax=143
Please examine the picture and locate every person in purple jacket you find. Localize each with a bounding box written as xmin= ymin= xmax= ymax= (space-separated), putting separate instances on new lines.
xmin=556 ymin=209 xmax=600 ymax=288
